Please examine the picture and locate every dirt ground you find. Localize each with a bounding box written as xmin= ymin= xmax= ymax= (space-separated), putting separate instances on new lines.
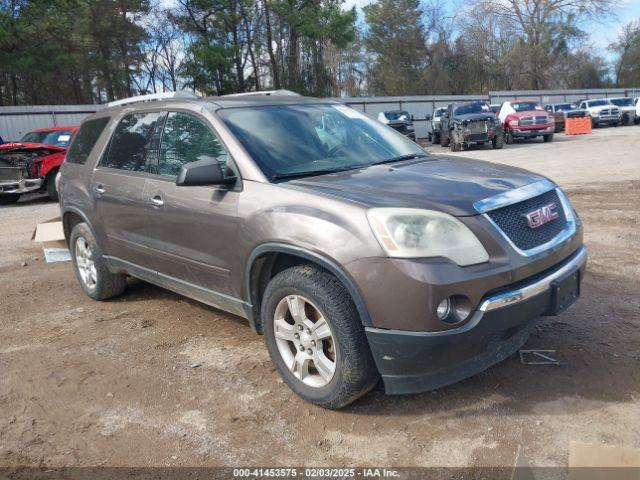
xmin=1 ymin=126 xmax=639 ymax=471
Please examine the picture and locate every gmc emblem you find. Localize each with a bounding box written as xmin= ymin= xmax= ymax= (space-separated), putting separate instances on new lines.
xmin=525 ymin=203 xmax=559 ymax=229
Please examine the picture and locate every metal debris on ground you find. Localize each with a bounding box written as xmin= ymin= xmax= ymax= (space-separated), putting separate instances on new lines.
xmin=519 ymin=349 xmax=560 ymax=365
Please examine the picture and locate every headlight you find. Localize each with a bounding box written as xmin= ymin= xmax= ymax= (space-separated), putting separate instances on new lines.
xmin=367 ymin=208 xmax=489 ymax=266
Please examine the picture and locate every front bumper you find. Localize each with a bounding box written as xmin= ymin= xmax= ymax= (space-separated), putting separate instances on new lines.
xmin=0 ymin=178 xmax=43 ymax=194
xmin=365 ymin=246 xmax=587 ymax=394
xmin=511 ymin=126 xmax=554 ymax=137
xmin=591 ymin=115 xmax=618 ymax=124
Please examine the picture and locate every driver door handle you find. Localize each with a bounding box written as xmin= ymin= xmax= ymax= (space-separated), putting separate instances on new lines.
xmin=94 ymin=184 xmax=105 ymax=196
xmin=151 ymin=195 xmax=164 ymax=207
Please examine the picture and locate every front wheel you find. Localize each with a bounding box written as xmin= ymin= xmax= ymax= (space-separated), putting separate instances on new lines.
xmin=505 ymin=128 xmax=514 ymax=144
xmin=0 ymin=193 xmax=20 ymax=205
xmin=432 ymin=132 xmax=440 ymax=145
xmin=543 ymin=133 xmax=554 ymax=142
xmin=262 ymin=264 xmax=378 ymax=409
xmin=492 ymin=131 xmax=504 ymax=149
xmin=440 ymin=131 xmax=450 ymax=147
xmin=45 ymin=170 xmax=59 ymax=201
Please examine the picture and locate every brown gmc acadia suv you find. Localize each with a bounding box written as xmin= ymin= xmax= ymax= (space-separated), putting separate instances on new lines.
xmin=59 ymin=91 xmax=586 ymax=409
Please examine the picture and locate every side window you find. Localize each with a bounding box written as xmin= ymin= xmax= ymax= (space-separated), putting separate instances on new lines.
xmin=158 ymin=112 xmax=228 ymax=178
xmin=66 ymin=117 xmax=110 ymax=165
xmin=101 ymin=111 xmax=164 ymax=172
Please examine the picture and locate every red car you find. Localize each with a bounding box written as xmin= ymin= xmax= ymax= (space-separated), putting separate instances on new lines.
xmin=497 ymin=101 xmax=555 ymax=143
xmin=0 ymin=126 xmax=78 ymax=205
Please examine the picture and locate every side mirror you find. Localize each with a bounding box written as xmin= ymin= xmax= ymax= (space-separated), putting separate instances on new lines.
xmin=176 ymin=157 xmax=236 ymax=187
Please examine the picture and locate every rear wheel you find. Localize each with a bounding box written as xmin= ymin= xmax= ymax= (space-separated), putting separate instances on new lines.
xmin=0 ymin=193 xmax=20 ymax=205
xmin=262 ymin=264 xmax=378 ymax=409
xmin=432 ymin=132 xmax=440 ymax=145
xmin=543 ymin=133 xmax=554 ymax=142
xmin=70 ymin=223 xmax=126 ymax=300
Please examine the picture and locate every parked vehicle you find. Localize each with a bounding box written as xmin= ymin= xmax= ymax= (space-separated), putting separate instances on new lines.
xmin=498 ymin=101 xmax=555 ymax=143
xmin=428 ymin=107 xmax=446 ymax=144
xmin=440 ymin=102 xmax=504 ymax=151
xmin=60 ymin=91 xmax=586 ymax=409
xmin=0 ymin=126 xmax=77 ymax=205
xmin=608 ymin=97 xmax=637 ymax=125
xmin=544 ymin=103 xmax=586 ymax=132
xmin=377 ymin=110 xmax=416 ymax=141
xmin=636 ymin=98 xmax=640 ymax=122
xmin=489 ymin=104 xmax=501 ymax=114
xmin=577 ymin=99 xmax=620 ymax=127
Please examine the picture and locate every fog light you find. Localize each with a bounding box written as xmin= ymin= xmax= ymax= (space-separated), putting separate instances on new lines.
xmin=436 ymin=298 xmax=451 ymax=321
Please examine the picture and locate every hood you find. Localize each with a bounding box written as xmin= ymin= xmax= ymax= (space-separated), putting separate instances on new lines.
xmin=453 ymin=113 xmax=496 ymax=122
xmin=286 ymin=156 xmax=549 ymax=216
xmin=509 ymin=110 xmax=548 ymax=118
xmin=0 ymin=142 xmax=66 ymax=153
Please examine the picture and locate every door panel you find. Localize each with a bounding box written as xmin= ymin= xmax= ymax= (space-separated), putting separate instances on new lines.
xmin=143 ymin=177 xmax=239 ymax=296
xmin=91 ymin=170 xmax=157 ymax=268
xmin=144 ymin=111 xmax=241 ymax=299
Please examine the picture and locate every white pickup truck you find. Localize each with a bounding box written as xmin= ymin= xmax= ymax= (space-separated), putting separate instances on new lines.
xmin=577 ymin=99 xmax=620 ymax=127
xmin=609 ymin=97 xmax=637 ymax=125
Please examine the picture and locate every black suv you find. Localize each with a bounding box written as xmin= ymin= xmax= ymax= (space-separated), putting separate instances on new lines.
xmin=440 ymin=102 xmax=504 ymax=151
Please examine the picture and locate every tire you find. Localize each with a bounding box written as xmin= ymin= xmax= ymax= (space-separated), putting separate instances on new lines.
xmin=262 ymin=264 xmax=379 ymax=409
xmin=45 ymin=170 xmax=58 ymax=201
xmin=440 ymin=131 xmax=450 ymax=147
xmin=492 ymin=131 xmax=504 ymax=149
xmin=543 ymin=134 xmax=554 ymax=143
xmin=0 ymin=193 xmax=20 ymax=205
xmin=432 ymin=132 xmax=440 ymax=145
xmin=69 ymin=223 xmax=126 ymax=301
xmin=505 ymin=128 xmax=514 ymax=144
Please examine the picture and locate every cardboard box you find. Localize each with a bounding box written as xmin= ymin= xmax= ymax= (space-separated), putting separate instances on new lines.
xmin=32 ymin=217 xmax=70 ymax=263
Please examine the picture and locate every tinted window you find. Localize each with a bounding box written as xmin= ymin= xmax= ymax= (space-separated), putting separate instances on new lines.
xmin=384 ymin=111 xmax=410 ymax=121
xmin=454 ymin=103 xmax=490 ymax=115
xmin=588 ymin=100 xmax=608 ymax=107
xmin=512 ymin=102 xmax=542 ymax=112
xmin=101 ymin=112 xmax=164 ymax=171
xmin=158 ymin=112 xmax=228 ymax=177
xmin=66 ymin=118 xmax=109 ymax=165
xmin=21 ymin=130 xmax=75 ymax=147
xmin=554 ymin=104 xmax=573 ymax=111
xmin=610 ymin=98 xmax=633 ymax=106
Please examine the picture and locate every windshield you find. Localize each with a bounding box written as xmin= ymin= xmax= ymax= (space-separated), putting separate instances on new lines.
xmin=219 ymin=104 xmax=425 ymax=180
xmin=433 ymin=108 xmax=446 ymax=117
xmin=610 ymin=98 xmax=634 ymax=106
xmin=385 ymin=111 xmax=410 ymax=122
xmin=554 ymin=104 xmax=574 ymax=111
xmin=454 ymin=103 xmax=490 ymax=115
xmin=512 ymin=102 xmax=542 ymax=112
xmin=588 ymin=100 xmax=609 ymax=107
xmin=20 ymin=130 xmax=74 ymax=147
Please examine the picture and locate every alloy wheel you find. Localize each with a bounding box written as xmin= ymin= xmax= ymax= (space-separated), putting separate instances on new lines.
xmin=273 ymin=294 xmax=337 ymax=388
xmin=75 ymin=237 xmax=97 ymax=289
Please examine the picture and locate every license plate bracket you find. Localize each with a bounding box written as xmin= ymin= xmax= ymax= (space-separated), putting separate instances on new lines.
xmin=545 ymin=270 xmax=580 ymax=316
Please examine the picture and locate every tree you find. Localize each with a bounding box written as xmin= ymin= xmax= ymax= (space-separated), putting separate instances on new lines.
xmin=363 ymin=0 xmax=428 ymax=95
xmin=611 ymin=20 xmax=640 ymax=87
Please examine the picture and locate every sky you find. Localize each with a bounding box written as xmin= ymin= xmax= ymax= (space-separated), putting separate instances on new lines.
xmin=343 ymin=0 xmax=640 ymax=60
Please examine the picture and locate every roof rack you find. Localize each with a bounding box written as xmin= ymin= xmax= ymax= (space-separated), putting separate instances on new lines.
xmin=221 ymin=89 xmax=301 ymax=98
xmin=106 ymin=91 xmax=200 ymax=108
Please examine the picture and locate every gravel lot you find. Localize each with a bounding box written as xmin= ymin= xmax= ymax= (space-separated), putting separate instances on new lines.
xmin=1 ymin=127 xmax=639 ymax=471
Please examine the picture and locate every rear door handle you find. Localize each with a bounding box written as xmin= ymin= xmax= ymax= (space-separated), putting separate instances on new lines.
xmin=151 ymin=195 xmax=164 ymax=207
xmin=94 ymin=184 xmax=105 ymax=196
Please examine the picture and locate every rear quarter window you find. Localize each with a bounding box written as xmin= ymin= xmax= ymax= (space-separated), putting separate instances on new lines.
xmin=66 ymin=117 xmax=110 ymax=165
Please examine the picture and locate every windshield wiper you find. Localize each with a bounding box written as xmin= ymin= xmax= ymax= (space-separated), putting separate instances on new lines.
xmin=271 ymin=167 xmax=355 ymax=180
xmin=372 ymin=153 xmax=428 ymax=166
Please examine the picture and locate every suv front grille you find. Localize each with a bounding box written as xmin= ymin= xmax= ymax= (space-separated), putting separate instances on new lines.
xmin=469 ymin=121 xmax=488 ymax=134
xmin=486 ymin=189 xmax=567 ymax=251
